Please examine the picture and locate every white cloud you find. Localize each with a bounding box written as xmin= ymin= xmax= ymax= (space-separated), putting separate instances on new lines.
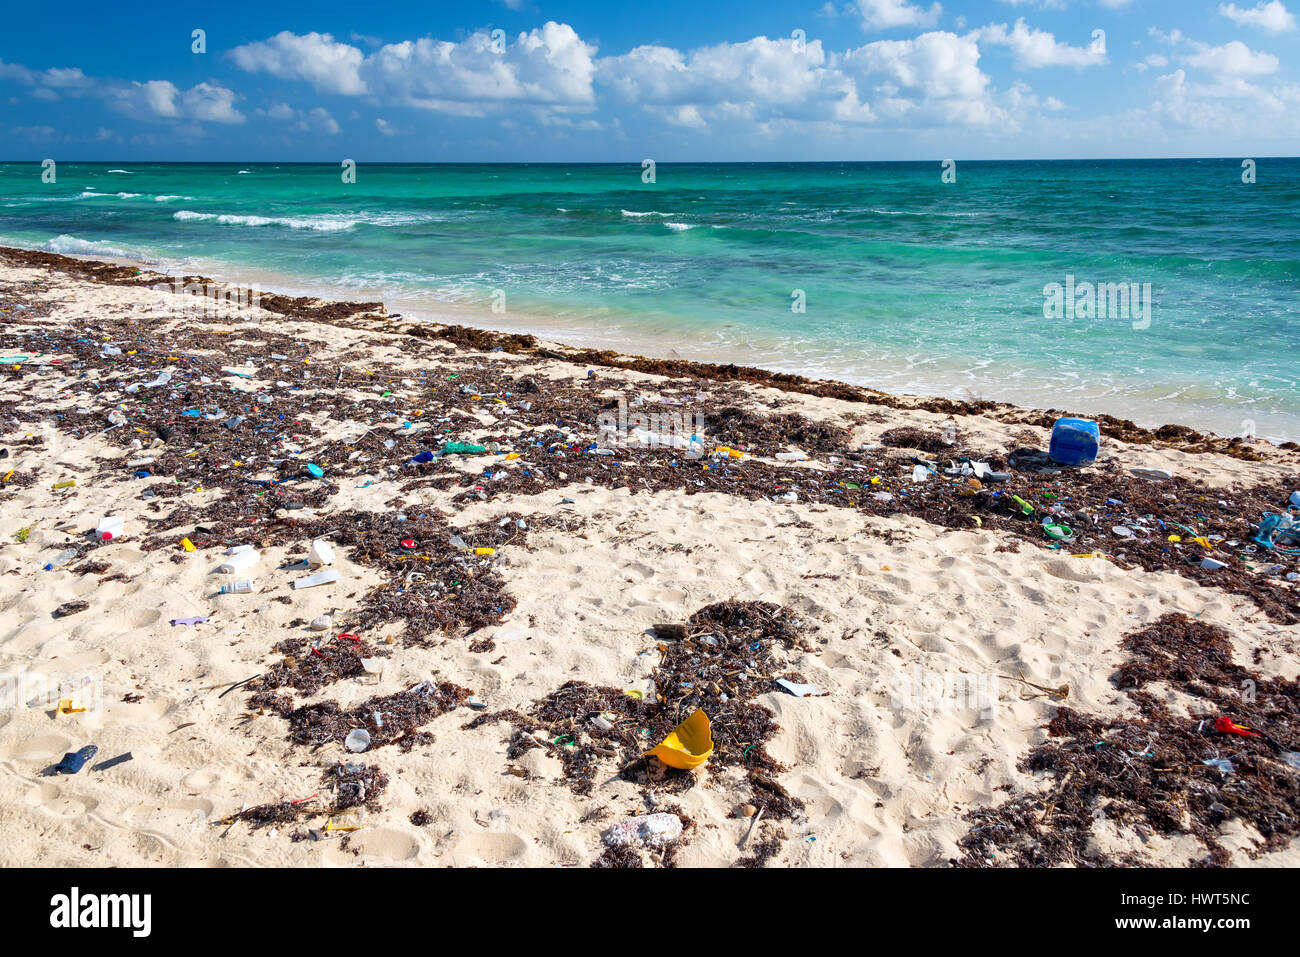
xmin=230 ymin=31 xmax=367 ymax=95
xmin=974 ymin=19 xmax=1107 ymax=68
xmin=103 ymin=79 xmax=245 ymax=124
xmin=231 ymin=23 xmax=597 ymax=115
xmin=842 ymin=31 xmax=1000 ymax=124
xmin=1183 ymin=40 xmax=1279 ymax=77
xmin=366 ymin=22 xmax=596 ymax=110
xmin=1219 ymin=1 xmax=1297 ymax=33
xmin=262 ymin=102 xmax=340 ymax=133
xmin=854 ymin=0 xmax=942 ymax=30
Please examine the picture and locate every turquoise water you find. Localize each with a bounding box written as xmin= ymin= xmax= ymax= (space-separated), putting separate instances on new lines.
xmin=1 ymin=160 xmax=1298 ymax=440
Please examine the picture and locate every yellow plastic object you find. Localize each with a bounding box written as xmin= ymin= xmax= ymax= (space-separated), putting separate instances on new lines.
xmin=646 ymin=708 xmax=713 ymax=770
xmin=58 ymin=698 xmax=86 ymax=714
xmin=475 ymin=547 xmax=495 ymax=555
xmin=181 ymin=537 xmax=196 ymax=552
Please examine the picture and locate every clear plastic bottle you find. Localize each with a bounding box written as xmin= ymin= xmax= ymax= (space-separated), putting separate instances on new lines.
xmin=45 ymin=549 xmax=79 ymax=570
xmin=219 ymin=579 xmax=255 ymax=595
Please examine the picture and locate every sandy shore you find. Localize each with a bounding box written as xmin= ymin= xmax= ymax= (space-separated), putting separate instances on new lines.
xmin=1 ymin=248 xmax=1298 ymax=868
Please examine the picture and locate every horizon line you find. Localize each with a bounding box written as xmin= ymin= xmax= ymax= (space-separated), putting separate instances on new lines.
xmin=1 ymin=155 xmax=1296 ymax=165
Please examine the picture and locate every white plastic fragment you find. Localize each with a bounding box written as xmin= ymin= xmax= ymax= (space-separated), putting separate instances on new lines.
xmin=601 ymin=813 xmax=683 ymax=848
xmin=292 ymin=569 xmax=340 ymax=589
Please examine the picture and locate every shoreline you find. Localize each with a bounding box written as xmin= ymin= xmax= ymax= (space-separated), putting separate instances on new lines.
xmin=1 ymin=247 xmax=1298 ymax=868
xmin=3 ymin=239 xmax=1294 ymax=445
xmin=0 ymin=244 xmax=1291 ymax=458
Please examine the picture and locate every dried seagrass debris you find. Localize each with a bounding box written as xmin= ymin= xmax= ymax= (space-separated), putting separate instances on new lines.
xmin=955 ymin=614 xmax=1300 ymax=868
xmin=249 ymin=634 xmax=388 ymax=696
xmin=327 ymin=762 xmax=389 ymax=812
xmin=879 ymin=426 xmax=961 ymax=454
xmin=226 ymin=762 xmax=388 ymax=830
xmin=280 ymin=680 xmax=471 ymax=750
xmin=5 ymin=259 xmax=1296 ymax=627
xmin=735 ymin=827 xmax=785 ymax=868
xmin=470 ymin=599 xmax=810 ymax=866
xmin=590 ymin=845 xmax=644 ymax=868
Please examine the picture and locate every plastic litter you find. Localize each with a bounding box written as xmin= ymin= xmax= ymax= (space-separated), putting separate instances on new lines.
xmin=217 ymin=549 xmax=259 ymax=574
xmin=307 ymin=539 xmax=335 ymax=567
xmin=344 ymin=729 xmax=371 ymax=753
xmin=1048 ymin=417 xmax=1100 ymax=467
xmin=293 ymin=569 xmax=340 ymax=589
xmin=51 ymin=745 xmax=98 ymax=775
xmin=219 ymin=579 xmax=255 ymax=595
xmin=602 ymin=812 xmax=683 ymax=848
xmin=775 ymin=678 xmax=821 ymax=697
xmin=646 ymin=708 xmax=713 ymax=770
xmin=95 ymin=516 xmax=124 ymax=541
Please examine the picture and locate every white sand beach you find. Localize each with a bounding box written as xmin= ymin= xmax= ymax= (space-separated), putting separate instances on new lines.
xmin=1 ymin=252 xmax=1298 ymax=869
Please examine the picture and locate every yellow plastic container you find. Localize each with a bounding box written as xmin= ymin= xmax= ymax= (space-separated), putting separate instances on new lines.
xmin=646 ymin=708 xmax=713 ymax=770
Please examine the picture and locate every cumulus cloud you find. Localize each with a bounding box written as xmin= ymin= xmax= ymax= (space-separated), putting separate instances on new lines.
xmin=599 ymin=36 xmax=874 ymax=123
xmin=262 ymin=101 xmax=340 ymax=133
xmin=230 ymin=31 xmax=366 ymax=95
xmin=0 ymin=56 xmax=244 ymax=125
xmin=1219 ymin=1 xmax=1297 ymax=33
xmin=231 ymin=23 xmax=596 ymax=113
xmin=101 ymin=79 xmax=244 ymax=124
xmin=1183 ymin=40 xmax=1279 ymax=77
xmin=974 ymin=19 xmax=1107 ymax=68
xmin=854 ymin=0 xmax=943 ymax=31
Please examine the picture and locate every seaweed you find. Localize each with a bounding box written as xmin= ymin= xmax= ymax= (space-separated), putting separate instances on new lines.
xmin=955 ymin=614 xmax=1300 ymax=868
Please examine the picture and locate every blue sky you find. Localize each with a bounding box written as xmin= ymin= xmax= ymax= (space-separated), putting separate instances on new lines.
xmin=3 ymin=0 xmax=1299 ymax=160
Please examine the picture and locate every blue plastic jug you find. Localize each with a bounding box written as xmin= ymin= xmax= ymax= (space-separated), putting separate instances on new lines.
xmin=1048 ymin=417 xmax=1100 ymax=466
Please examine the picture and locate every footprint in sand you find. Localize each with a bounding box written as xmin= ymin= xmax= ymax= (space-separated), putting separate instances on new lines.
xmin=26 ymin=781 xmax=98 ymax=818
xmin=181 ymin=767 xmax=226 ymax=790
xmin=345 ymin=828 xmax=420 ymax=861
xmin=102 ymin=694 xmax=173 ymax=725
xmin=629 ymin=583 xmax=687 ymax=604
xmin=124 ymin=797 xmax=213 ymax=831
xmin=450 ymin=830 xmax=527 ymax=864
xmin=0 ymin=732 xmax=73 ymax=763
xmin=127 ymin=606 xmax=164 ymax=629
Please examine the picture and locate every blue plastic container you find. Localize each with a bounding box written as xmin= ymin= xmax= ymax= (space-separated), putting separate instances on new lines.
xmin=1048 ymin=417 xmax=1100 ymax=466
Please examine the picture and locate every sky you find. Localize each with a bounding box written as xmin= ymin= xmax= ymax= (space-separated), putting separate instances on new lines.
xmin=2 ymin=0 xmax=1299 ymax=161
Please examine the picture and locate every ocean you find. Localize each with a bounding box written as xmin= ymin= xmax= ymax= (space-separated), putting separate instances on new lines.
xmin=1 ymin=159 xmax=1297 ymax=441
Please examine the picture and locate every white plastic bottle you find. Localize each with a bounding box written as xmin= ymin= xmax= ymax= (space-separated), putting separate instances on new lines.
xmin=219 ymin=579 xmax=255 ymax=595
xmin=217 ymin=549 xmax=260 ymax=574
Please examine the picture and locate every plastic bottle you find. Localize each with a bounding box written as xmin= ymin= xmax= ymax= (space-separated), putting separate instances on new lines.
xmin=45 ymin=549 xmax=79 ymax=570
xmin=217 ymin=549 xmax=260 ymax=574
xmin=96 ymin=516 xmax=124 ymax=541
xmin=219 ymin=579 xmax=255 ymax=595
